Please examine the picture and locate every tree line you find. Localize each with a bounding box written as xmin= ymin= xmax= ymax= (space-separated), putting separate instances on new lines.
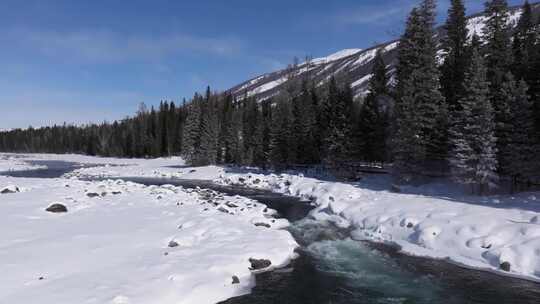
xmin=1 ymin=0 xmax=539 ymax=193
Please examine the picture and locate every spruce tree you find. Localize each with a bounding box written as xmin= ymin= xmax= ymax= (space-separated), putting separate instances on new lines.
xmin=450 ymin=48 xmax=498 ymax=194
xmin=199 ymin=92 xmax=220 ymax=165
xmin=181 ymin=95 xmax=202 ymax=165
xmin=323 ymin=77 xmax=352 ymax=166
xmin=512 ymin=1 xmax=536 ymax=83
xmin=440 ymin=0 xmax=468 ymax=112
xmin=269 ymin=95 xmax=295 ymax=168
xmin=483 ymin=0 xmax=513 ymax=174
xmin=501 ymin=75 xmax=536 ymax=187
xmin=393 ymin=1 xmax=447 ymax=179
xmin=355 ymin=49 xmax=389 ymax=162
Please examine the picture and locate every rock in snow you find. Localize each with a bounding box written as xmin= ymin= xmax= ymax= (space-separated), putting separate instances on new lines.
xmin=500 ymin=262 xmax=511 ymax=272
xmin=1 ymin=185 xmax=19 ymax=194
xmin=249 ymin=258 xmax=272 ymax=271
xmin=45 ymin=203 xmax=68 ymax=213
xmin=168 ymin=240 xmax=179 ymax=248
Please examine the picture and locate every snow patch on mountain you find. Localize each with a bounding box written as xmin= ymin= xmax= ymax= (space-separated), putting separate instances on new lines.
xmin=247 ymin=77 xmax=288 ymax=97
xmin=466 ymin=10 xmax=522 ymax=38
xmin=311 ymin=49 xmax=363 ymax=65
xmin=352 ymin=74 xmax=373 ymax=88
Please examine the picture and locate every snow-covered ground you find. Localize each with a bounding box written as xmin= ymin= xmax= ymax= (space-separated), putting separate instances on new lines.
xmin=0 ymin=154 xmax=297 ymax=304
xmin=3 ymin=153 xmax=540 ymax=288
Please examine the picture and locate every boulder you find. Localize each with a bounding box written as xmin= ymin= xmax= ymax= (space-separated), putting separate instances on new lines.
xmin=1 ymin=185 xmax=19 ymax=194
xmin=249 ymin=258 xmax=271 ymax=270
xmin=226 ymin=202 xmax=238 ymax=208
xmin=168 ymin=240 xmax=179 ymax=248
xmin=254 ymin=223 xmax=271 ymax=228
xmin=500 ymin=262 xmax=511 ymax=272
xmin=86 ymin=192 xmax=100 ymax=198
xmin=231 ymin=276 xmax=240 ymax=284
xmin=217 ymin=207 xmax=229 ymax=214
xmin=46 ymin=203 xmax=68 ymax=213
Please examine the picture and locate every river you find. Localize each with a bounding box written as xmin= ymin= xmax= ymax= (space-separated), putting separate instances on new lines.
xmin=2 ymin=161 xmax=540 ymax=304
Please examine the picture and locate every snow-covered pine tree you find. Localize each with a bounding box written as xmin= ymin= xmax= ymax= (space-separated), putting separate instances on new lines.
xmin=417 ymin=0 xmax=448 ymax=163
xmin=393 ymin=1 xmax=447 ymax=179
xmin=392 ymin=76 xmax=424 ymax=182
xmin=455 ymin=48 xmax=499 ymax=194
xmin=441 ymin=0 xmax=468 ymax=112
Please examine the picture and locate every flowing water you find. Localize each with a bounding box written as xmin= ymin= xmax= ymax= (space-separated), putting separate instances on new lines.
xmin=3 ymin=163 xmax=540 ymax=304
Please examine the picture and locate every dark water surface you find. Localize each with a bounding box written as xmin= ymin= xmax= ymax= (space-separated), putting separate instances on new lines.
xmin=4 ymin=163 xmax=540 ymax=304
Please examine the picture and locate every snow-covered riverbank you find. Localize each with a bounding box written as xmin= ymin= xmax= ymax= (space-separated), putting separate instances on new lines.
xmin=3 ymin=153 xmax=540 ymax=285
xmin=217 ymin=173 xmax=540 ymax=282
xmin=0 ymin=155 xmax=297 ymax=304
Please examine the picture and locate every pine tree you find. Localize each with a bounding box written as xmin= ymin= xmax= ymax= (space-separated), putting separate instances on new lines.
xmin=269 ymin=95 xmax=295 ymax=168
xmin=293 ymin=79 xmax=318 ymax=164
xmin=483 ymin=0 xmax=513 ymax=174
xmin=199 ymin=91 xmax=220 ymax=165
xmin=355 ymin=49 xmax=389 ymax=162
xmin=392 ymin=1 xmax=447 ymax=179
xmin=483 ymin=0 xmax=512 ymax=87
xmin=501 ymin=75 xmax=536 ymax=187
xmin=441 ymin=0 xmax=468 ymax=112
xmin=181 ymin=95 xmax=202 ymax=165
xmin=323 ymin=77 xmax=352 ymax=166
xmin=450 ymin=48 xmax=498 ymax=194
xmin=512 ymin=1 xmax=536 ymax=83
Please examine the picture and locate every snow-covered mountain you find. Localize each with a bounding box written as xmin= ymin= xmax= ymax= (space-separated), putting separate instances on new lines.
xmin=228 ymin=3 xmax=539 ymax=101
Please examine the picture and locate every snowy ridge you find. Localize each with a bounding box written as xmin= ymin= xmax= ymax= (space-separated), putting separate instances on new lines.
xmin=311 ymin=48 xmax=363 ymax=65
xmin=228 ymin=4 xmax=538 ymax=102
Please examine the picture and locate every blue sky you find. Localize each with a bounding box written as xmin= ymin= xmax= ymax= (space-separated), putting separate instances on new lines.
xmin=0 ymin=0 xmax=527 ymax=128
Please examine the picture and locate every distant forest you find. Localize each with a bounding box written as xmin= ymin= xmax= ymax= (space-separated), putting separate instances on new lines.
xmin=1 ymin=0 xmax=540 ymax=193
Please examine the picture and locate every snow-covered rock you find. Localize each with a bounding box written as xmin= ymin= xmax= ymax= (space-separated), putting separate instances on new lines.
xmin=1 ymin=185 xmax=20 ymax=194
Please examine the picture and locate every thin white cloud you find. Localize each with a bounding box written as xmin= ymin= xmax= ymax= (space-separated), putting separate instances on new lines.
xmin=332 ymin=1 xmax=417 ymax=26
xmin=4 ymin=28 xmax=245 ymax=63
xmin=0 ymin=85 xmax=152 ymax=128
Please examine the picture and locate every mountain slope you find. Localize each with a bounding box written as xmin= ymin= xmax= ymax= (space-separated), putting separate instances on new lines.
xmin=228 ymin=3 xmax=539 ymax=101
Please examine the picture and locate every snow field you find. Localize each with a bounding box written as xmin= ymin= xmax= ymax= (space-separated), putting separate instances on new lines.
xmin=0 ymin=168 xmax=297 ymax=304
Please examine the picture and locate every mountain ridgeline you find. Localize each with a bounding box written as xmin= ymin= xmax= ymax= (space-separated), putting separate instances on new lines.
xmin=1 ymin=0 xmax=540 ymax=194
